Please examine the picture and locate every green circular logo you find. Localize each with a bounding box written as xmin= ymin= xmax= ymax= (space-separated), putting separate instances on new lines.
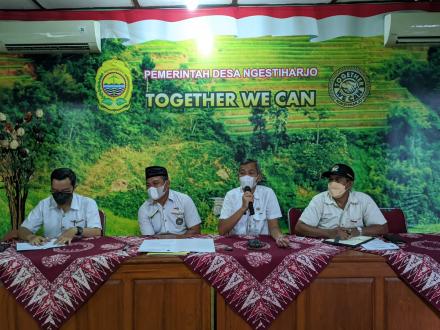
xmin=328 ymin=67 xmax=370 ymax=107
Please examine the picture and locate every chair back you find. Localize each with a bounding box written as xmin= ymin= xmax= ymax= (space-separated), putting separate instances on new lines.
xmin=380 ymin=208 xmax=407 ymax=233
xmin=99 ymin=210 xmax=106 ymax=236
xmin=287 ymin=208 xmax=303 ymax=234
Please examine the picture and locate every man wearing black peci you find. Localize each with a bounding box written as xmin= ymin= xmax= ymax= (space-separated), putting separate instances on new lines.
xmin=138 ymin=166 xmax=201 ymax=238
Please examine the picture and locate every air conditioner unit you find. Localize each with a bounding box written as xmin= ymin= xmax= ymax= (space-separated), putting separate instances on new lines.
xmin=384 ymin=12 xmax=440 ymax=47
xmin=0 ymin=20 xmax=101 ymax=53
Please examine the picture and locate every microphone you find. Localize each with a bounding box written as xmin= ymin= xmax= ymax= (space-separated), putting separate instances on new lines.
xmin=243 ymin=186 xmax=255 ymax=215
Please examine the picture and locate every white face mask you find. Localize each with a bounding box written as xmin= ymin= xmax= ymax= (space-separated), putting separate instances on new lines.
xmin=328 ymin=181 xmax=347 ymax=199
xmin=148 ymin=185 xmax=166 ymax=201
xmin=240 ymin=175 xmax=257 ymax=190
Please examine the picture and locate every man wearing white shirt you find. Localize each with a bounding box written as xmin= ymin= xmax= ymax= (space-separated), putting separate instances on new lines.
xmin=218 ymin=159 xmax=289 ymax=247
xmin=138 ymin=166 xmax=201 ymax=238
xmin=18 ymin=168 xmax=102 ymax=245
xmin=295 ymin=163 xmax=388 ymax=240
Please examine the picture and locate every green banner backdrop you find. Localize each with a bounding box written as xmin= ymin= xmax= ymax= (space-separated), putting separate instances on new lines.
xmin=1 ymin=35 xmax=439 ymax=236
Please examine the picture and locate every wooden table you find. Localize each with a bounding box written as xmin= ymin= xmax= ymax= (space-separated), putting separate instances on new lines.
xmin=217 ymin=250 xmax=440 ymax=330
xmin=1 ymin=251 xmax=439 ymax=330
xmin=0 ymin=255 xmax=212 ymax=330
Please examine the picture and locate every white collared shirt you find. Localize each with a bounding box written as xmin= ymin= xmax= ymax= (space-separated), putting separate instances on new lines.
xmin=300 ymin=190 xmax=387 ymax=229
xmin=138 ymin=190 xmax=201 ymax=235
xmin=21 ymin=193 xmax=102 ymax=238
xmin=219 ymin=185 xmax=282 ymax=235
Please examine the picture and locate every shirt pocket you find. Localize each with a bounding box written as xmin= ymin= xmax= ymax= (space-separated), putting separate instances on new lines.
xmin=250 ymin=209 xmax=266 ymax=234
xmin=348 ymin=217 xmax=363 ymax=227
xmin=70 ymin=218 xmax=85 ymax=226
xmin=320 ymin=212 xmax=340 ymax=227
xmin=253 ymin=206 xmax=266 ymax=221
xmin=61 ymin=216 xmax=83 ymax=232
xmin=171 ymin=208 xmax=185 ymax=227
xmin=70 ymin=209 xmax=87 ymax=226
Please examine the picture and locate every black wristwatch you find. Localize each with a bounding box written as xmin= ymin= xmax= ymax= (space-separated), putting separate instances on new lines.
xmin=76 ymin=226 xmax=83 ymax=236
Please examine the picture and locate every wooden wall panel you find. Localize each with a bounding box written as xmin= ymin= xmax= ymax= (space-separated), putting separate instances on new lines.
xmin=216 ymin=293 xmax=298 ymax=330
xmin=384 ymin=277 xmax=440 ymax=330
xmin=0 ymin=283 xmax=40 ymax=330
xmin=0 ymin=283 xmax=14 ymax=330
xmin=83 ymin=279 xmax=124 ymax=330
xmin=133 ymin=278 xmax=208 ymax=330
xmin=134 ymin=279 xmax=167 ymax=329
xmin=216 ymin=294 xmax=250 ymax=330
xmin=305 ymin=278 xmax=374 ymax=330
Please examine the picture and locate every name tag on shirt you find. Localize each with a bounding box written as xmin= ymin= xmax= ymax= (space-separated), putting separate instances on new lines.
xmin=171 ymin=208 xmax=184 ymax=225
xmin=171 ymin=208 xmax=184 ymax=216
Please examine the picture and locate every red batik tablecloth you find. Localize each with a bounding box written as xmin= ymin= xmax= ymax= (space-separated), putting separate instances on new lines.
xmin=184 ymin=235 xmax=345 ymax=330
xmin=0 ymin=236 xmax=140 ymax=330
xmin=361 ymin=233 xmax=440 ymax=314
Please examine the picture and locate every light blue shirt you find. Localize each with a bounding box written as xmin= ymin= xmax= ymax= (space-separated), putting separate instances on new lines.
xmin=219 ymin=185 xmax=282 ymax=235
xmin=138 ymin=190 xmax=201 ymax=235
xmin=21 ymin=193 xmax=101 ymax=238
xmin=300 ymin=190 xmax=386 ymax=229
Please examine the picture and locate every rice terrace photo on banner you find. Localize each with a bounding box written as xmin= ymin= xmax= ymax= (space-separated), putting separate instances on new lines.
xmin=1 ymin=6 xmax=439 ymax=237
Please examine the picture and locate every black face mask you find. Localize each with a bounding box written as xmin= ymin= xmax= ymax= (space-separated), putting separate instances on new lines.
xmin=52 ymin=192 xmax=73 ymax=205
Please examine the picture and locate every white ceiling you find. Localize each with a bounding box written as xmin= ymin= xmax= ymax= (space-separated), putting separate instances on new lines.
xmin=0 ymin=0 xmax=426 ymax=10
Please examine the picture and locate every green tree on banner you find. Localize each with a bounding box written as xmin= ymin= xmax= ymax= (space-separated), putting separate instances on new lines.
xmin=385 ymin=46 xmax=440 ymax=115
xmin=386 ymin=105 xmax=440 ymax=226
xmin=249 ymin=106 xmax=271 ymax=152
xmin=301 ymin=107 xmax=333 ymax=145
xmin=268 ymin=106 xmax=289 ymax=152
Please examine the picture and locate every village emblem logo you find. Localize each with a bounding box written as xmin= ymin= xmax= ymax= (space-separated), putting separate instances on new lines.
xmin=95 ymin=60 xmax=133 ymax=114
xmin=328 ymin=66 xmax=370 ymax=107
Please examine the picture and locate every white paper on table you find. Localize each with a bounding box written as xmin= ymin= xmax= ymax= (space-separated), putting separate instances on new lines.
xmin=138 ymin=238 xmax=215 ymax=253
xmin=361 ymin=238 xmax=400 ymax=251
xmin=324 ymin=235 xmax=373 ymax=246
xmin=175 ymin=238 xmax=215 ymax=252
xmin=16 ymin=239 xmax=65 ymax=251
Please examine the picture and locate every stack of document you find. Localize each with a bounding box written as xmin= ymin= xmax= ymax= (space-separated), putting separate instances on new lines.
xmin=138 ymin=238 xmax=215 ymax=253
xmin=16 ymin=239 xmax=64 ymax=251
xmin=361 ymin=238 xmax=400 ymax=251
xmin=324 ymin=235 xmax=374 ymax=247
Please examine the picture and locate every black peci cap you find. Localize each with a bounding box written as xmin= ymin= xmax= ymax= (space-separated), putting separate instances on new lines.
xmin=322 ymin=163 xmax=355 ymax=181
xmin=145 ymin=166 xmax=168 ymax=179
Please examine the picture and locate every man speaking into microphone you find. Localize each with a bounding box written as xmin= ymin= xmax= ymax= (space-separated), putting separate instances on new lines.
xmin=218 ymin=159 xmax=289 ymax=247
